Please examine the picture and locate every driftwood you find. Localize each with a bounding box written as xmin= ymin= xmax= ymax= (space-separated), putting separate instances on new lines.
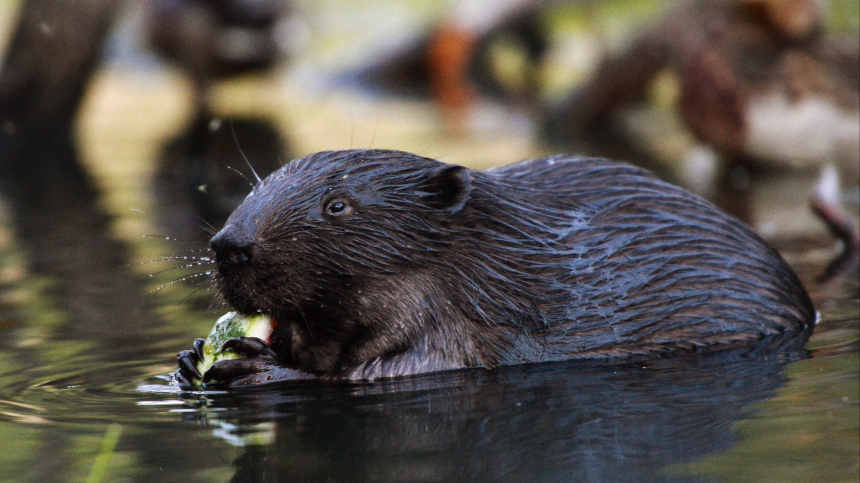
xmin=0 ymin=0 xmax=121 ymax=151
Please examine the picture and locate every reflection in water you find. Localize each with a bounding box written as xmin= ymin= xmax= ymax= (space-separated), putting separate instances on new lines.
xmin=0 ymin=137 xmax=165 ymax=353
xmin=167 ymin=334 xmax=809 ymax=482
xmin=0 ymin=109 xmax=289 ymax=481
xmin=0 ymin=136 xmax=181 ymax=480
xmin=155 ymin=114 xmax=289 ymax=238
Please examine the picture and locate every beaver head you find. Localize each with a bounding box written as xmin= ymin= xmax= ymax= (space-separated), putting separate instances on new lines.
xmin=210 ymin=149 xmax=495 ymax=375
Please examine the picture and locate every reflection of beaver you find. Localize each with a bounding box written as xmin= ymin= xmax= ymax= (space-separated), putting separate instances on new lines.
xmin=214 ymin=337 xmax=809 ymax=481
xmin=176 ymin=149 xmax=813 ymax=386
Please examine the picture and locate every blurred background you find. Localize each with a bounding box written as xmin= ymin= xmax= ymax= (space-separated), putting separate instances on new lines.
xmin=1 ymin=0 xmax=857 ymax=236
xmin=0 ymin=1 xmax=857 ymax=481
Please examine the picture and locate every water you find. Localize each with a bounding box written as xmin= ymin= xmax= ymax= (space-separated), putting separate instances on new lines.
xmin=1 ymin=1 xmax=858 ymax=482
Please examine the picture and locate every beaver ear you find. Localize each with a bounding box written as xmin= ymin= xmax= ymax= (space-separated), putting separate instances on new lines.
xmin=418 ymin=165 xmax=473 ymax=214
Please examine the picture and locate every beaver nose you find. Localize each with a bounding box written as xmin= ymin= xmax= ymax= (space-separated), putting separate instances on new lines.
xmin=211 ymin=225 xmax=255 ymax=269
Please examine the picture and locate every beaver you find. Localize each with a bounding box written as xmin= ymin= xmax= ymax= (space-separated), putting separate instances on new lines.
xmin=176 ymin=149 xmax=814 ymax=387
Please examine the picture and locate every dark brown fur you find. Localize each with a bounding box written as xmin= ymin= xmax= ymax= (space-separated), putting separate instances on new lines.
xmin=184 ymin=149 xmax=814 ymax=385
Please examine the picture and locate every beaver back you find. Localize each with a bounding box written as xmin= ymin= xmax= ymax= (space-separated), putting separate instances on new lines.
xmin=475 ymin=155 xmax=813 ymax=360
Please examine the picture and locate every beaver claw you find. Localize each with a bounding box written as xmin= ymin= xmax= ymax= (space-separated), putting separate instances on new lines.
xmin=222 ymin=337 xmax=279 ymax=360
xmin=202 ymin=337 xmax=284 ymax=386
xmin=175 ymin=338 xmax=205 ymax=386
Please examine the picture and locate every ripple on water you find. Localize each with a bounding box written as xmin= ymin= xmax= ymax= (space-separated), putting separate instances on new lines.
xmin=0 ymin=357 xmax=198 ymax=427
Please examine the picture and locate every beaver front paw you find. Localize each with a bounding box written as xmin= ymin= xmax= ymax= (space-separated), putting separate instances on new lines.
xmin=201 ymin=336 xmax=278 ymax=384
xmin=175 ymin=338 xmax=205 ymax=386
xmin=202 ymin=337 xmax=316 ymax=387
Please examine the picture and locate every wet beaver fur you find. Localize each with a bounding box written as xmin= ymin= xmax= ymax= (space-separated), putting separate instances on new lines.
xmin=176 ymin=149 xmax=814 ymax=386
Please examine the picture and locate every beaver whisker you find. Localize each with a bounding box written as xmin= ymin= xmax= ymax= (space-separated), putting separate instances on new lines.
xmin=197 ymin=219 xmax=220 ymax=236
xmin=142 ymin=234 xmax=209 ymax=245
xmin=140 ymin=253 xmax=213 ymax=265
xmin=145 ymin=260 xmax=215 ymax=278
xmin=153 ymin=270 xmax=215 ymax=293
xmin=173 ymin=279 xmax=218 ymax=306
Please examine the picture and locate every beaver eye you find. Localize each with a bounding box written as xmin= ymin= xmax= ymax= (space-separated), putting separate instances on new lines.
xmin=325 ymin=199 xmax=351 ymax=216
